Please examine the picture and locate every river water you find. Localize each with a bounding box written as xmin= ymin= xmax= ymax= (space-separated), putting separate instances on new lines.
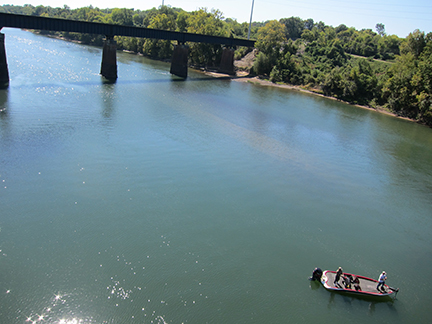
xmin=1 ymin=28 xmax=431 ymax=324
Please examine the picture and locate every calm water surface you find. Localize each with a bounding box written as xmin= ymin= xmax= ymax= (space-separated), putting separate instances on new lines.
xmin=1 ymin=28 xmax=432 ymax=324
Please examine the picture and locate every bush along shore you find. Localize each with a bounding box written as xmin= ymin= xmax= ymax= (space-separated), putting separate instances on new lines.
xmin=1 ymin=4 xmax=431 ymax=126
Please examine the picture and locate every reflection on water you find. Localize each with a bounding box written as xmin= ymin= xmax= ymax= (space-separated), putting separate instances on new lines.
xmin=0 ymin=88 xmax=7 ymax=110
xmin=100 ymin=82 xmax=116 ymax=120
xmin=0 ymin=90 xmax=8 ymax=133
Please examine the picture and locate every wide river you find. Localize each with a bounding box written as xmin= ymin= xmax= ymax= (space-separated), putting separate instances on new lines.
xmin=1 ymin=28 xmax=431 ymax=324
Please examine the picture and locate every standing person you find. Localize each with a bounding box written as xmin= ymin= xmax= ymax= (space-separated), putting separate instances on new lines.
xmin=377 ymin=271 xmax=387 ymax=291
xmin=334 ymin=267 xmax=343 ymax=287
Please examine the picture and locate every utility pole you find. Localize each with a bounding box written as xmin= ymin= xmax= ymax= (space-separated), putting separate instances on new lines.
xmin=248 ymin=0 xmax=255 ymax=40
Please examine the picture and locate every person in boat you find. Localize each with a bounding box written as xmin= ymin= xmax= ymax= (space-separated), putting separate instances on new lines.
xmin=377 ymin=271 xmax=387 ymax=291
xmin=352 ymin=275 xmax=361 ymax=291
xmin=343 ymin=274 xmax=352 ymax=289
xmin=334 ymin=267 xmax=343 ymax=287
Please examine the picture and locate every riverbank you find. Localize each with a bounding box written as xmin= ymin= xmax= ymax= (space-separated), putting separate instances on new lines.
xmin=228 ymin=49 xmax=418 ymax=124
xmin=234 ymin=75 xmax=386 ymax=112
xmin=226 ymin=73 xmax=415 ymax=123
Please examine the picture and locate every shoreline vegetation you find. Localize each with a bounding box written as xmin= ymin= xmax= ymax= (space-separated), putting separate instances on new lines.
xmin=1 ymin=4 xmax=431 ymax=126
xmin=207 ymin=71 xmax=406 ymax=121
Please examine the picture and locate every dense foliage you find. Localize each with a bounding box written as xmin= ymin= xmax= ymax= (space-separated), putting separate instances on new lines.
xmin=1 ymin=4 xmax=431 ymax=125
xmin=252 ymin=18 xmax=432 ymax=125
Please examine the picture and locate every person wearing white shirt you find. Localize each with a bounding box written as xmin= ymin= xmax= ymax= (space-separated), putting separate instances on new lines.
xmin=377 ymin=271 xmax=387 ymax=291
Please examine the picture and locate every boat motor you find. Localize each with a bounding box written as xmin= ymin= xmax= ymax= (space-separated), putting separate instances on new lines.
xmin=310 ymin=267 xmax=323 ymax=281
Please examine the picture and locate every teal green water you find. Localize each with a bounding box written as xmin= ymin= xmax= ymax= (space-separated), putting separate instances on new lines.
xmin=1 ymin=28 xmax=432 ymax=324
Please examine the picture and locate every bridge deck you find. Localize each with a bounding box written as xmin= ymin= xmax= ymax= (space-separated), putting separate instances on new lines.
xmin=0 ymin=13 xmax=255 ymax=47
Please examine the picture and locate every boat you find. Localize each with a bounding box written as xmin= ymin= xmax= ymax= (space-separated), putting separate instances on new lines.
xmin=310 ymin=268 xmax=399 ymax=299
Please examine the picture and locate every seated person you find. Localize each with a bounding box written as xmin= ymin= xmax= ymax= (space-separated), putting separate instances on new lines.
xmin=352 ymin=276 xmax=361 ymax=291
xmin=343 ymin=274 xmax=352 ymax=289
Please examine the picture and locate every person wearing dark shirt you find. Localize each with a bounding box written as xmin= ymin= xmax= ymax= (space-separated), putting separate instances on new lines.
xmin=334 ymin=267 xmax=343 ymax=287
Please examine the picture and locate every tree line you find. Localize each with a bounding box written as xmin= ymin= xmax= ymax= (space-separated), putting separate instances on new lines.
xmin=254 ymin=19 xmax=431 ymax=126
xmin=1 ymin=4 xmax=431 ymax=126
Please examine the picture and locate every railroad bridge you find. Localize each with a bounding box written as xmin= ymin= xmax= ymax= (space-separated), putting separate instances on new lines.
xmin=0 ymin=12 xmax=255 ymax=87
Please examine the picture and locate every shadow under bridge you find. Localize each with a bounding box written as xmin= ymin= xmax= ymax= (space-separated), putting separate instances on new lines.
xmin=0 ymin=12 xmax=255 ymax=87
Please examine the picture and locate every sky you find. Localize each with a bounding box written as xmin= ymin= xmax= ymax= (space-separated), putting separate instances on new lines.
xmin=2 ymin=0 xmax=431 ymax=38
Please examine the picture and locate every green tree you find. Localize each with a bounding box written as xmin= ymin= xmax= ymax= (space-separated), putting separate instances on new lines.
xmin=411 ymin=38 xmax=432 ymax=124
xmin=347 ymin=59 xmax=378 ymax=103
xmin=253 ymin=52 xmax=273 ymax=75
xmin=304 ymin=18 xmax=314 ymax=31
xmin=321 ymin=67 xmax=343 ymax=97
xmin=186 ymin=9 xmax=227 ymax=67
xmin=280 ymin=17 xmax=303 ymax=40
xmin=186 ymin=8 xmax=225 ymax=36
xmin=109 ymin=8 xmax=134 ymax=26
xmin=133 ymin=12 xmax=144 ymax=26
xmin=380 ymin=31 xmax=432 ymax=123
xmin=224 ymin=18 xmax=247 ymax=38
xmin=335 ymin=24 xmax=348 ymax=34
xmin=325 ymin=39 xmax=347 ymax=66
xmin=255 ymin=20 xmax=286 ymax=55
xmin=272 ymin=40 xmax=301 ymax=84
xmin=142 ymin=7 xmax=160 ymax=27
xmin=378 ymin=34 xmax=401 ymax=59
xmin=143 ymin=13 xmax=176 ymax=58
xmin=375 ymin=23 xmax=385 ymax=36
xmin=401 ymin=29 xmax=426 ymax=58
xmin=176 ymin=11 xmax=189 ymax=32
xmin=301 ymin=29 xmax=316 ymax=43
xmin=382 ymin=53 xmax=418 ymax=117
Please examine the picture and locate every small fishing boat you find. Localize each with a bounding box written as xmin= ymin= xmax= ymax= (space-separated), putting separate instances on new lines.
xmin=310 ymin=268 xmax=399 ymax=299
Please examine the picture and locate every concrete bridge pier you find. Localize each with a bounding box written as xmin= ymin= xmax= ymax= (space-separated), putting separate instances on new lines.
xmin=218 ymin=47 xmax=235 ymax=75
xmin=100 ymin=36 xmax=117 ymax=80
xmin=0 ymin=33 xmax=9 ymax=88
xmin=170 ymin=43 xmax=189 ymax=78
